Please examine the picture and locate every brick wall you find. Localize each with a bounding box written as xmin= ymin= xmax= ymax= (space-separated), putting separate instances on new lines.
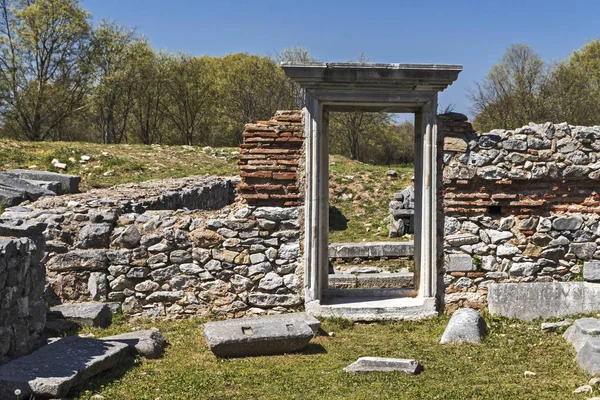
xmin=238 ymin=111 xmax=304 ymax=207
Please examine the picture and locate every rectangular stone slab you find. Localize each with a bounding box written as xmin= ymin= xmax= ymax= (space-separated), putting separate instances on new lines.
xmin=203 ymin=314 xmax=315 ymax=357
xmin=0 ymin=335 xmax=130 ymax=399
xmin=7 ymin=169 xmax=81 ymax=193
xmin=344 ymin=357 xmax=423 ymax=375
xmin=49 ymin=303 xmax=112 ymax=328
xmin=488 ymin=282 xmax=600 ymax=320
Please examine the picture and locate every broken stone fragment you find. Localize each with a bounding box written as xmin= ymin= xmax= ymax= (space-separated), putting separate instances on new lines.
xmin=440 ymin=308 xmax=486 ymax=344
xmin=343 ymin=357 xmax=423 ymax=375
xmin=49 ymin=302 xmax=112 ymax=328
xmin=101 ymin=328 xmax=167 ymax=359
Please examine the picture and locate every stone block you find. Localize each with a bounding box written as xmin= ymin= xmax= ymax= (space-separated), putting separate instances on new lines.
xmin=488 ymin=283 xmax=600 ymax=320
xmin=564 ymin=318 xmax=600 ymax=352
xmin=0 ymin=335 xmax=129 ymax=399
xmin=576 ymin=336 xmax=600 ymax=375
xmin=440 ymin=308 xmax=486 ymax=344
xmin=101 ymin=328 xmax=167 ymax=359
xmin=344 ymin=357 xmax=423 ymax=375
xmin=446 ymin=233 xmax=479 ymax=247
xmin=6 ymin=169 xmax=81 ymax=193
xmin=49 ymin=302 xmax=112 ymax=328
xmin=445 ymin=254 xmax=474 ymax=272
xmin=203 ymin=314 xmax=314 ymax=357
xmin=584 ymin=261 xmax=600 ymax=282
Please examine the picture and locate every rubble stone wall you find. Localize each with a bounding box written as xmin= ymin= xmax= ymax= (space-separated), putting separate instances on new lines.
xmin=0 ymin=222 xmax=46 ymax=364
xmin=442 ymin=114 xmax=600 ymax=312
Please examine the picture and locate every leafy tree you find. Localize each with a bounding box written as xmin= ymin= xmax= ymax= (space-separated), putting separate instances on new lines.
xmin=273 ymin=44 xmax=316 ymax=108
xmin=470 ymin=44 xmax=546 ymax=131
xmin=0 ymin=0 xmax=93 ymax=141
xmin=90 ymin=20 xmax=138 ymax=144
xmin=162 ymin=54 xmax=216 ymax=146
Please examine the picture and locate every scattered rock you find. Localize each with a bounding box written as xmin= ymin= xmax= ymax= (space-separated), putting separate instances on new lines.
xmin=101 ymin=328 xmax=167 ymax=359
xmin=541 ymin=320 xmax=572 ymax=332
xmin=440 ymin=308 xmax=486 ymax=344
xmin=49 ymin=303 xmax=112 ymax=328
xmin=344 ymin=357 xmax=423 ymax=375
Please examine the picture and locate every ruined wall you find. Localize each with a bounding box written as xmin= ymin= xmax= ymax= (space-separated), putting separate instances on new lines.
xmin=238 ymin=111 xmax=303 ymax=207
xmin=0 ymin=222 xmax=46 ymax=364
xmin=442 ymin=115 xmax=600 ymax=311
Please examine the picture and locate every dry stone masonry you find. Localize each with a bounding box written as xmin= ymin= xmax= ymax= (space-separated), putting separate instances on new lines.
xmin=442 ymin=113 xmax=600 ymax=312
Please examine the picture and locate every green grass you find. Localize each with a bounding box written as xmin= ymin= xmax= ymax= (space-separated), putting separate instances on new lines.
xmin=0 ymin=140 xmax=238 ymax=191
xmin=329 ymin=155 xmax=414 ymax=243
xmin=70 ymin=314 xmax=592 ymax=399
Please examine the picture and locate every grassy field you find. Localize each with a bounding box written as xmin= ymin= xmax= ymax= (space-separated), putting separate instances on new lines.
xmin=1 ymin=140 xmax=414 ymax=242
xmin=70 ymin=314 xmax=592 ymax=400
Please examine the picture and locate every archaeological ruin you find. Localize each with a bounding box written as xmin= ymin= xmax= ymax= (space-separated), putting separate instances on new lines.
xmin=1 ymin=62 xmax=600 ymax=357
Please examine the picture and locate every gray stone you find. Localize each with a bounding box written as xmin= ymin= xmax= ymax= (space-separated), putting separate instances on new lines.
xmin=134 ymin=280 xmax=159 ymax=292
xmin=121 ymin=296 xmax=142 ymax=314
xmin=444 ymin=217 xmax=461 ymax=235
xmin=584 ymin=261 xmax=600 ymax=282
xmin=203 ymin=314 xmax=314 ymax=357
xmin=252 ymin=207 xmax=298 ymax=221
xmin=440 ymin=308 xmax=486 ymax=344
xmin=179 ymin=263 xmax=203 ymax=275
xmin=126 ymin=267 xmax=149 ymax=279
xmin=258 ymin=272 xmax=284 ymax=290
xmin=88 ymin=272 xmax=108 ymax=301
xmin=101 ymin=328 xmax=167 ymax=359
xmin=445 ymin=254 xmax=474 ymax=272
xmin=446 ymin=233 xmax=479 ymax=246
xmin=489 ymin=282 xmax=600 ymax=320
xmin=170 ymin=250 xmax=192 ymax=264
xmin=540 ymin=320 xmax=571 ymax=332
xmin=6 ymin=169 xmax=80 ymax=193
xmin=564 ymin=318 xmax=600 ymax=352
xmin=503 ymin=139 xmax=527 ymax=151
xmin=151 ymin=265 xmax=179 ymax=281
xmin=77 ymin=223 xmax=112 ymax=249
xmin=0 ymin=335 xmax=129 ymax=399
xmin=497 ymin=243 xmax=520 ymax=256
xmin=575 ymin=336 xmax=600 ymax=375
xmin=328 ymin=242 xmax=414 ymax=259
xmin=49 ymin=303 xmax=112 ymax=328
xmin=113 ymin=224 xmax=141 ymax=248
xmin=343 ymin=357 xmax=423 ymax=375
xmin=552 ymin=215 xmax=583 ymax=231
xmin=509 ymin=262 xmax=540 ymax=276
xmin=570 ymin=242 xmax=597 ymax=260
xmin=486 ymin=229 xmax=513 ymax=244
xmin=145 ymin=291 xmax=184 ymax=303
xmin=247 ymin=293 xmax=302 ymax=307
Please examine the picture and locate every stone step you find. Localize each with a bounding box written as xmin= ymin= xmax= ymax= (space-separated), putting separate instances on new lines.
xmin=307 ymin=297 xmax=437 ymax=321
xmin=324 ymin=288 xmax=417 ymax=298
xmin=328 ymin=241 xmax=414 ymax=259
xmin=0 ymin=335 xmax=131 ymax=399
xmin=328 ymin=272 xmax=414 ymax=289
xmin=49 ymin=303 xmax=112 ymax=328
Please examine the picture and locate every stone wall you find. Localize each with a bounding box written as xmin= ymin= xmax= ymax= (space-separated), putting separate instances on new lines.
xmin=0 ymin=222 xmax=46 ymax=364
xmin=238 ymin=110 xmax=303 ymax=207
xmin=442 ymin=116 xmax=600 ymax=311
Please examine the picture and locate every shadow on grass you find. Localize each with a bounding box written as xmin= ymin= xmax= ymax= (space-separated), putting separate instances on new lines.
xmin=66 ymin=354 xmax=138 ymax=398
xmin=329 ymin=206 xmax=349 ymax=231
xmin=297 ymin=343 xmax=327 ymax=355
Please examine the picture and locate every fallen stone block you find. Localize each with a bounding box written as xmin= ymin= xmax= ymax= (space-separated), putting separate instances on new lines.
xmin=6 ymin=169 xmax=81 ymax=193
xmin=440 ymin=308 xmax=486 ymax=344
xmin=22 ymin=178 xmax=62 ymax=194
xmin=50 ymin=303 xmax=112 ymax=328
xmin=0 ymin=173 xmax=56 ymax=206
xmin=263 ymin=312 xmax=321 ymax=333
xmin=564 ymin=318 xmax=600 ymax=352
xmin=203 ymin=313 xmax=315 ymax=357
xmin=343 ymin=357 xmax=423 ymax=375
xmin=101 ymin=329 xmax=167 ymax=359
xmin=576 ymin=337 xmax=600 ymax=375
xmin=541 ymin=320 xmax=572 ymax=332
xmin=0 ymin=335 xmax=130 ymax=399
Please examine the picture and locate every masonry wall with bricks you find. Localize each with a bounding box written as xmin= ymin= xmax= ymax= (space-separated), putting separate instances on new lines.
xmin=442 ymin=114 xmax=600 ymax=312
xmin=237 ymin=110 xmax=303 ymax=207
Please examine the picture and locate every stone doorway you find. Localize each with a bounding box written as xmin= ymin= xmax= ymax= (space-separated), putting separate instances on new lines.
xmin=281 ymin=62 xmax=462 ymax=320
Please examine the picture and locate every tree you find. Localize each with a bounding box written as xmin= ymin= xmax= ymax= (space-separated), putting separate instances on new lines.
xmin=90 ymin=20 xmax=138 ymax=144
xmin=470 ymin=44 xmax=546 ymax=131
xmin=0 ymin=0 xmax=93 ymax=141
xmin=218 ymin=53 xmax=295 ymax=144
xmin=329 ymin=111 xmax=391 ymax=162
xmin=129 ymin=46 xmax=168 ymax=145
xmin=273 ymin=44 xmax=316 ymax=108
xmin=162 ymin=54 xmax=216 ymax=146
xmin=544 ymin=39 xmax=600 ymax=125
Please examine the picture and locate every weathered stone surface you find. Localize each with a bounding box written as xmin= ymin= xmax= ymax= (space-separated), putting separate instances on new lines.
xmin=570 ymin=242 xmax=597 ymax=260
xmin=440 ymin=308 xmax=486 ymax=344
xmin=446 ymin=233 xmax=479 ymax=246
xmin=252 ymin=207 xmax=298 ymax=221
xmin=564 ymin=318 xmax=600 ymax=352
xmin=576 ymin=336 xmax=600 ymax=375
xmin=552 ymin=215 xmax=584 ymax=231
xmin=445 ymin=254 xmax=474 ymax=272
xmin=541 ymin=320 xmax=571 ymax=332
xmin=203 ymin=314 xmax=314 ymax=357
xmin=101 ymin=328 xmax=167 ymax=359
xmin=47 ymin=250 xmax=108 ymax=272
xmin=49 ymin=303 xmax=112 ymax=328
xmin=489 ymin=283 xmax=600 ymax=320
xmin=328 ymin=241 xmax=414 ymax=259
xmin=343 ymin=357 xmax=423 ymax=375
xmin=584 ymin=261 xmax=600 ymax=282
xmin=113 ymin=224 xmax=141 ymax=248
xmin=77 ymin=223 xmax=112 ymax=249
xmin=88 ymin=272 xmax=108 ymax=301
xmin=247 ymin=293 xmax=302 ymax=307
xmin=0 ymin=173 xmax=56 ymax=206
xmin=6 ymin=169 xmax=80 ymax=193
xmin=0 ymin=336 xmax=129 ymax=399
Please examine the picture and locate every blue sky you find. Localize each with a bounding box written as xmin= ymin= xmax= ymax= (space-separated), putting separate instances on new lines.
xmin=82 ymin=0 xmax=600 ymax=119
